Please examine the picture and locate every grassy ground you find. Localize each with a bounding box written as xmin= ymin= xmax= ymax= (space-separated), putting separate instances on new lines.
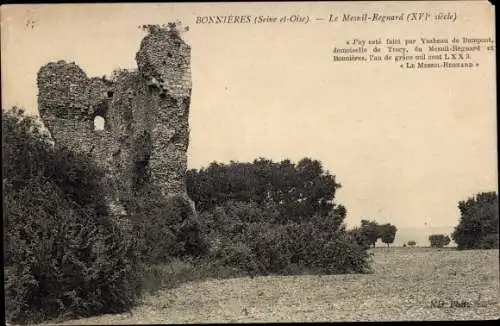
xmin=40 ymin=248 xmax=499 ymax=323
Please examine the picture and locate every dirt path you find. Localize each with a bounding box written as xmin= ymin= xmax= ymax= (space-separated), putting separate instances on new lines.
xmin=44 ymin=249 xmax=499 ymax=323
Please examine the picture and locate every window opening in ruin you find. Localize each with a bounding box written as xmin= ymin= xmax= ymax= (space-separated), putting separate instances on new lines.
xmin=107 ymin=91 xmax=114 ymax=97
xmin=94 ymin=115 xmax=105 ymax=131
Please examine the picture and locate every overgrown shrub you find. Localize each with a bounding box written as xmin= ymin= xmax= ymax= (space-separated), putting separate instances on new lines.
xmin=429 ymin=234 xmax=451 ymax=248
xmin=199 ymin=201 xmax=279 ymax=243
xmin=3 ymin=107 xmax=142 ymax=323
xmin=346 ymin=227 xmax=372 ymax=249
xmin=476 ymin=233 xmax=499 ymax=250
xmin=210 ymin=241 xmax=261 ymax=274
xmin=199 ymin=202 xmax=371 ymax=276
xmin=126 ymin=186 xmax=209 ymax=264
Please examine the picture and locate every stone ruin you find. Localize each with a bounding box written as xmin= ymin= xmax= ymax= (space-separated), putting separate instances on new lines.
xmin=37 ymin=25 xmax=194 ymax=217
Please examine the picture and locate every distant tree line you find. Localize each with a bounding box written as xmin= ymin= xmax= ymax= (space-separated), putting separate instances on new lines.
xmin=349 ymin=219 xmax=398 ymax=248
xmin=404 ymin=191 xmax=498 ymax=250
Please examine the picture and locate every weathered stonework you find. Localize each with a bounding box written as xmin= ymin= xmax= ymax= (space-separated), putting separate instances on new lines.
xmin=37 ymin=26 xmax=193 ymax=216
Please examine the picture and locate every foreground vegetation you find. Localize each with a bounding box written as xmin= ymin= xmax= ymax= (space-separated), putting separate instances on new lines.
xmin=3 ymin=108 xmax=144 ymax=323
xmin=3 ymin=108 xmax=370 ymax=324
xmin=3 ymin=107 xmax=498 ymax=323
xmin=42 ymin=248 xmax=500 ymax=323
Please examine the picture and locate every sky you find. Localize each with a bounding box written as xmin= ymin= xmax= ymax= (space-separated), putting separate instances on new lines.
xmin=1 ymin=2 xmax=497 ymax=245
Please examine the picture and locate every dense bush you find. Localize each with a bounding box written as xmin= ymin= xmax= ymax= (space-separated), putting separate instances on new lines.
xmin=187 ymin=158 xmax=342 ymax=222
xmin=429 ymin=234 xmax=451 ymax=248
xmin=246 ymin=222 xmax=370 ymax=275
xmin=199 ymin=201 xmax=372 ymax=276
xmin=125 ymin=186 xmax=209 ymax=264
xmin=199 ymin=200 xmax=280 ymax=239
xmin=210 ymin=241 xmax=261 ymax=275
xmin=475 ymin=233 xmax=499 ymax=249
xmin=3 ymin=108 xmax=142 ymax=323
xmin=452 ymin=192 xmax=499 ymax=249
xmin=345 ymin=227 xmax=372 ymax=249
xmin=189 ymin=157 xmax=371 ymax=276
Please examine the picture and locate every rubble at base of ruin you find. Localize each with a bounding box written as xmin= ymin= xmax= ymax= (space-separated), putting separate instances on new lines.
xmin=37 ymin=26 xmax=194 ymax=217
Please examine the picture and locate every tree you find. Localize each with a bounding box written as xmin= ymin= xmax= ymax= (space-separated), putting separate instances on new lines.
xmin=407 ymin=240 xmax=417 ymax=247
xmin=356 ymin=220 xmax=398 ymax=248
xmin=429 ymin=234 xmax=451 ymax=248
xmin=451 ymin=192 xmax=499 ymax=249
xmin=359 ymin=219 xmax=380 ymax=247
xmin=379 ymin=223 xmax=397 ymax=247
xmin=186 ymin=157 xmax=342 ymax=223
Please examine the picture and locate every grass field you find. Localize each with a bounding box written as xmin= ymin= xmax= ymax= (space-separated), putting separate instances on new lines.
xmin=41 ymin=248 xmax=499 ymax=323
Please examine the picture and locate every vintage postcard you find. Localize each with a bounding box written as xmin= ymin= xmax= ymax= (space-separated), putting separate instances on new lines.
xmin=2 ymin=1 xmax=498 ymax=323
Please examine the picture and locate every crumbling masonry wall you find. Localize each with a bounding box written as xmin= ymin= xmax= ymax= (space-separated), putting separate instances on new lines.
xmin=37 ymin=27 xmax=193 ymax=215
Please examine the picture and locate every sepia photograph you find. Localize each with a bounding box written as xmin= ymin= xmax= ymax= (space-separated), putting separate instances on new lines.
xmin=1 ymin=1 xmax=498 ymax=323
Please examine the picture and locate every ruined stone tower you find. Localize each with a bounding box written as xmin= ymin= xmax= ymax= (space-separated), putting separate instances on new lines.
xmin=37 ymin=25 xmax=193 ymax=215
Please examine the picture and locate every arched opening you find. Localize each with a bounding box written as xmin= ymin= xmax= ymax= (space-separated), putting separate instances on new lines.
xmin=94 ymin=115 xmax=105 ymax=131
